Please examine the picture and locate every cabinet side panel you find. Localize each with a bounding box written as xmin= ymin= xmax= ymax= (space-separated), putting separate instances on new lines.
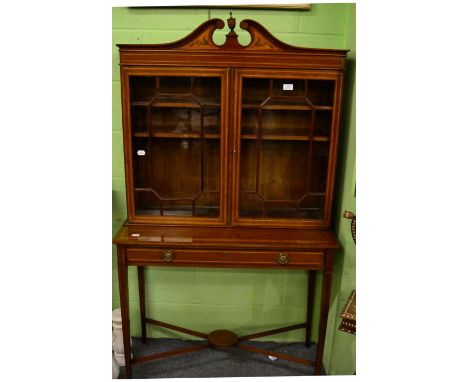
xmin=323 ymin=73 xmax=345 ymax=227
xmin=120 ymin=68 xmax=136 ymax=220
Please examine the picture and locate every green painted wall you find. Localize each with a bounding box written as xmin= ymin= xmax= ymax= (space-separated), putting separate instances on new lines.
xmin=325 ymin=3 xmax=356 ymax=375
xmin=112 ymin=4 xmax=356 ymax=375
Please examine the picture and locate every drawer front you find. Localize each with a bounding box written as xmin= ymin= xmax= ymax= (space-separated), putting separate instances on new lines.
xmin=126 ymin=248 xmax=324 ymax=269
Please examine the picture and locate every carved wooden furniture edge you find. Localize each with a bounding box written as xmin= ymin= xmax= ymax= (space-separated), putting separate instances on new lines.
xmin=117 ymin=18 xmax=349 ymax=56
xmin=240 ymin=19 xmax=347 ymax=54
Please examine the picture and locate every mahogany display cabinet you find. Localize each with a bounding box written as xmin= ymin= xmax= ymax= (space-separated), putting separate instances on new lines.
xmin=113 ymin=15 xmax=348 ymax=378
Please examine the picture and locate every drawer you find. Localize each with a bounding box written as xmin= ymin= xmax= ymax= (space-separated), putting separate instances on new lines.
xmin=126 ymin=248 xmax=324 ymax=269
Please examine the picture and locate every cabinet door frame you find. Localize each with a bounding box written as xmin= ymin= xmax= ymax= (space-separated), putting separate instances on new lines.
xmin=231 ymin=68 xmax=344 ymax=228
xmin=120 ymin=66 xmax=230 ymax=226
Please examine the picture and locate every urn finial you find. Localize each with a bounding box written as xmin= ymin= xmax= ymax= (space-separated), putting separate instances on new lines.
xmin=227 ymin=12 xmax=236 ymax=34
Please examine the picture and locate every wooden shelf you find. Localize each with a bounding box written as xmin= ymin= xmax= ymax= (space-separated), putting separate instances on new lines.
xmin=239 ymin=191 xmax=326 ymax=196
xmin=313 ymin=136 xmax=330 ymax=142
xmin=241 ymin=134 xmax=307 ymax=141
xmin=240 ymin=134 xmax=330 ymax=142
xmin=153 ymin=102 xmax=220 ymax=108
xmin=132 ymin=99 xmax=220 ymax=108
xmin=238 ymin=207 xmax=323 ymax=219
xmin=133 ymin=132 xmax=220 ymax=139
xmin=136 ymin=206 xmax=220 ymax=217
xmin=242 ymin=104 xmax=333 ymax=111
xmin=131 ymin=101 xmax=151 ymax=107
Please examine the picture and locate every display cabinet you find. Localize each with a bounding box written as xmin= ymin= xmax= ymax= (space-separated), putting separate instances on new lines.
xmin=114 ymin=15 xmax=348 ymax=378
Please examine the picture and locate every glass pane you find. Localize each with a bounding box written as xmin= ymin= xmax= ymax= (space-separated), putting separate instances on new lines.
xmin=132 ymin=138 xmax=151 ymax=188
xmin=314 ymin=110 xmax=332 ymax=137
xmin=241 ymin=108 xmax=259 ymax=136
xmin=153 ymin=95 xmax=199 ymax=107
xmin=131 ymin=106 xmax=149 ymax=135
xmin=193 ymin=77 xmax=221 ymax=104
xmin=309 ymin=141 xmax=330 ymax=193
xmin=203 ymin=108 xmax=220 ymax=136
xmin=129 ymin=75 xmax=221 ymax=218
xmin=265 ymin=200 xmax=299 ymax=219
xmin=135 ymin=190 xmax=161 ymax=215
xmin=151 ymin=107 xmax=201 ymax=135
xmin=194 ymin=192 xmax=220 ymax=217
xmin=133 ymin=137 xmax=222 ymax=217
xmin=242 ymin=78 xmax=269 ymax=105
xmin=258 ymin=141 xmax=309 ymax=201
xmin=298 ymin=194 xmax=324 ymax=219
xmin=163 ymin=200 xmax=194 ymax=217
xmin=263 ymin=110 xmax=311 ymax=138
xmin=239 ymin=140 xmax=257 ymax=193
xmin=239 ymin=193 xmax=264 ymax=217
xmin=238 ymin=139 xmax=311 ymax=219
xmin=263 ymin=98 xmax=311 ymax=109
xmin=307 ymin=80 xmax=334 ymax=106
xmin=238 ymin=76 xmax=333 ymax=221
xmin=130 ymin=76 xmax=156 ymax=103
xmin=152 ymin=138 xmax=202 ymax=198
xmin=202 ymin=139 xmax=221 ymax=191
xmin=272 ymin=79 xmax=306 ymax=97
xmin=159 ymin=76 xmax=191 ymax=94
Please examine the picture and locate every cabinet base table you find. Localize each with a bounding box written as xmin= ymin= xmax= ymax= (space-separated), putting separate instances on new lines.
xmin=114 ymin=224 xmax=338 ymax=378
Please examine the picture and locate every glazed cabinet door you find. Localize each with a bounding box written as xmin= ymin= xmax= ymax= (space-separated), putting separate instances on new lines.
xmin=121 ymin=68 xmax=229 ymax=225
xmin=232 ymin=69 xmax=344 ymax=228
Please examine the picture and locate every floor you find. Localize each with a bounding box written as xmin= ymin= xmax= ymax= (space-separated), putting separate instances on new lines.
xmin=118 ymin=337 xmax=323 ymax=379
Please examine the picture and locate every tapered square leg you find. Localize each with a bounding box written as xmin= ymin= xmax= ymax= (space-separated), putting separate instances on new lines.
xmin=137 ymin=266 xmax=147 ymax=343
xmin=314 ymin=250 xmax=334 ymax=375
xmin=117 ymin=246 xmax=132 ymax=379
xmin=305 ymin=270 xmax=316 ymax=347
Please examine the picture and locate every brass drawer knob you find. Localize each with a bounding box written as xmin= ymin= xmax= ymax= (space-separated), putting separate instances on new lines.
xmin=161 ymin=250 xmax=174 ymax=262
xmin=277 ymin=253 xmax=289 ymax=265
